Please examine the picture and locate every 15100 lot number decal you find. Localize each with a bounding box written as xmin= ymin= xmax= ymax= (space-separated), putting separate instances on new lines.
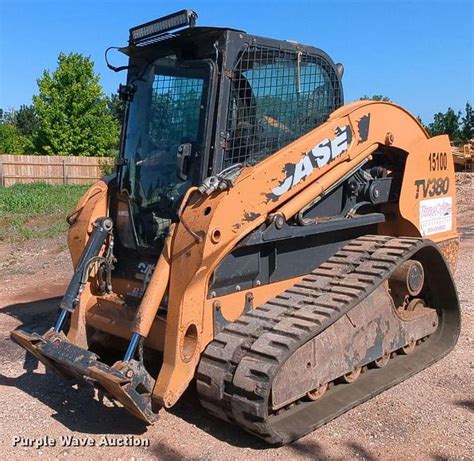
xmin=429 ymin=152 xmax=448 ymax=171
xmin=415 ymin=177 xmax=449 ymax=199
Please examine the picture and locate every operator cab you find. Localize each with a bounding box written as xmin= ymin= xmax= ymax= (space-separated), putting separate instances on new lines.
xmin=113 ymin=9 xmax=344 ymax=254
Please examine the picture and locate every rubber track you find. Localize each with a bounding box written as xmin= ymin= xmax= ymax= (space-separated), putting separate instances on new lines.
xmin=196 ymin=236 xmax=454 ymax=444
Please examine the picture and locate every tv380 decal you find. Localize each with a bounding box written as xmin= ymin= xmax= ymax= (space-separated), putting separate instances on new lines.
xmin=414 ymin=177 xmax=450 ymax=199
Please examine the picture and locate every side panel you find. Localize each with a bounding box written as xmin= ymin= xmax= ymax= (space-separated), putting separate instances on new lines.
xmin=65 ymin=178 xmax=111 ymax=347
xmin=67 ymin=179 xmax=109 ymax=267
xmin=399 ymin=135 xmax=457 ymax=242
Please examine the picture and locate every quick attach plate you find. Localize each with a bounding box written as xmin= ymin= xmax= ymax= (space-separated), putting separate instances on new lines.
xmin=11 ymin=329 xmax=158 ymax=424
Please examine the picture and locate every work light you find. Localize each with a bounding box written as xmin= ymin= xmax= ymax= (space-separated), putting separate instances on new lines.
xmin=129 ymin=9 xmax=198 ymax=45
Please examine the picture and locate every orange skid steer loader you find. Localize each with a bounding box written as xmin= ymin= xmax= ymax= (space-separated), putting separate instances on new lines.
xmin=12 ymin=9 xmax=460 ymax=444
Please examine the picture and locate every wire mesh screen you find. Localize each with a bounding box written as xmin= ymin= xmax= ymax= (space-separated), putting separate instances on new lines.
xmin=224 ymin=46 xmax=341 ymax=168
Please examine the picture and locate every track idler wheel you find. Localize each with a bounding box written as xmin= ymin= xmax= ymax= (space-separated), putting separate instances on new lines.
xmin=391 ymin=260 xmax=425 ymax=296
xmin=406 ymin=298 xmax=426 ymax=311
xmin=399 ymin=299 xmax=426 ymax=354
xmin=342 ymin=366 xmax=362 ymax=383
xmin=374 ymin=352 xmax=391 ymax=368
xmin=402 ymin=338 xmax=416 ymax=355
xmin=390 ymin=259 xmax=425 ymax=308
xmin=306 ymin=383 xmax=328 ymax=401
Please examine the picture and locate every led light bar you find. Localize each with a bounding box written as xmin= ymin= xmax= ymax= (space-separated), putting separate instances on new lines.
xmin=129 ymin=9 xmax=198 ymax=45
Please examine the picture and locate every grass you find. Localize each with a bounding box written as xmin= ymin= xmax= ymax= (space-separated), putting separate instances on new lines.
xmin=0 ymin=183 xmax=89 ymax=243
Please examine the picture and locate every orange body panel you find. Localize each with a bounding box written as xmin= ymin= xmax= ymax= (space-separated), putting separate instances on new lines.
xmin=67 ymin=179 xmax=109 ymax=267
xmin=66 ymin=179 xmax=110 ymax=348
xmin=398 ymin=135 xmax=457 ymax=242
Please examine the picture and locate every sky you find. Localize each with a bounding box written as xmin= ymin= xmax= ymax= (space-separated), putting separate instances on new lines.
xmin=0 ymin=0 xmax=472 ymax=124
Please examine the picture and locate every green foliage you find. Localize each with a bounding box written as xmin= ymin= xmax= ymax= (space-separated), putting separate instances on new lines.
xmin=107 ymin=93 xmax=125 ymax=126
xmin=0 ymin=123 xmax=30 ymax=153
xmin=98 ymin=157 xmax=117 ymax=177
xmin=0 ymin=182 xmax=85 ymax=213
xmin=359 ymin=95 xmax=392 ymax=102
xmin=412 ymin=102 xmax=472 ymax=142
xmin=0 ymin=183 xmax=88 ymax=242
xmin=416 ymin=115 xmax=427 ymax=129
xmin=33 ymin=52 xmax=119 ymax=156
xmin=427 ymin=107 xmax=461 ymax=141
xmin=106 ymin=93 xmax=124 ymax=155
xmin=461 ymin=101 xmax=473 ymax=141
xmin=14 ymin=104 xmax=39 ymax=136
xmin=0 ymin=107 xmax=36 ymax=153
xmin=0 ymin=123 xmax=23 ymax=153
xmin=0 ymin=108 xmax=14 ymax=123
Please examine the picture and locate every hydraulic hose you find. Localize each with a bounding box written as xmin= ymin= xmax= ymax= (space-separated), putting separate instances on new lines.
xmin=54 ymin=217 xmax=113 ymax=332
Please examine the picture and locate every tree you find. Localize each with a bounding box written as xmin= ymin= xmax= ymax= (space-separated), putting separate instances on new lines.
xmin=0 ymin=108 xmax=14 ymax=124
xmin=0 ymin=108 xmax=32 ymax=153
xmin=14 ymin=104 xmax=39 ymax=137
xmin=427 ymin=108 xmax=461 ymax=141
xmin=0 ymin=123 xmax=27 ymax=153
xmin=33 ymin=52 xmax=119 ymax=156
xmin=105 ymin=93 xmax=125 ymax=154
xmin=107 ymin=93 xmax=125 ymax=127
xmin=359 ymin=95 xmax=391 ymax=102
xmin=416 ymin=115 xmax=426 ymax=127
xmin=461 ymin=101 xmax=474 ymax=141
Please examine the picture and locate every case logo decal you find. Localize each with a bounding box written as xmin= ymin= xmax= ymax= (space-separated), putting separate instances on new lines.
xmin=271 ymin=124 xmax=352 ymax=198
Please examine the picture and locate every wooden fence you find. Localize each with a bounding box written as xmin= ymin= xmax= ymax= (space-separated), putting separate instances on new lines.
xmin=0 ymin=155 xmax=114 ymax=187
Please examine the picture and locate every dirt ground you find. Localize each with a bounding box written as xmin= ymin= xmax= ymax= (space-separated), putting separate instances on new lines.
xmin=0 ymin=174 xmax=472 ymax=460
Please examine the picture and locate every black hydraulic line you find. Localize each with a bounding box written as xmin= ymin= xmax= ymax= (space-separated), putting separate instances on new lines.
xmin=53 ymin=217 xmax=113 ymax=332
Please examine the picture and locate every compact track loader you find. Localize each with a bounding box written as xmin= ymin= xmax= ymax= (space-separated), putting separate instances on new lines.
xmin=12 ymin=10 xmax=461 ymax=444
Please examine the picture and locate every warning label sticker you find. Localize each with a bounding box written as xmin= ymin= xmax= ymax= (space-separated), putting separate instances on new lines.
xmin=419 ymin=197 xmax=452 ymax=236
